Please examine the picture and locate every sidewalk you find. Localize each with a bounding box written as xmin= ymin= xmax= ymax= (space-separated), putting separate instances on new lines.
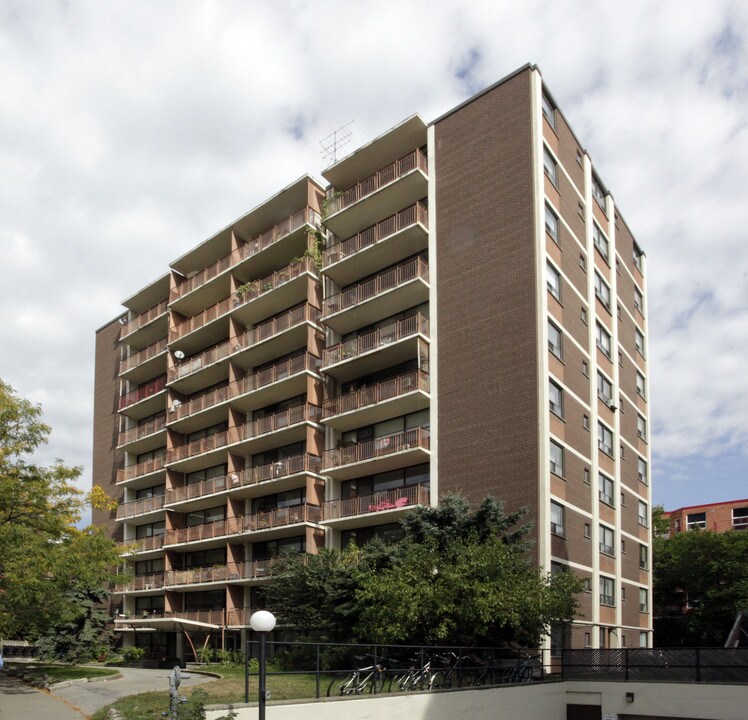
xmin=0 ymin=671 xmax=85 ymax=719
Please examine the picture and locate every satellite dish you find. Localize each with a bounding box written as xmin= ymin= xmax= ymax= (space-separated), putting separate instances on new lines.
xmin=172 ymin=399 xmax=182 ymax=409
xmin=118 ymin=316 xmax=128 ymax=325
xmin=174 ymin=350 xmax=185 ymax=360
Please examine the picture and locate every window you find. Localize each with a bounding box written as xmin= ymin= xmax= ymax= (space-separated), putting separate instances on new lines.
xmin=582 ymin=361 xmax=589 ymax=377
xmin=598 ymin=422 xmax=614 ymax=457
xmin=579 ymin=253 xmax=587 ymax=271
xmin=594 ymin=271 xmax=611 ymax=310
xmin=551 ymin=501 xmax=565 ymax=536
xmin=621 ymin=491 xmax=626 ymax=507
xmin=596 ymin=323 xmax=611 ymax=359
xmin=638 ymin=500 xmax=648 ymax=527
xmin=548 ymin=321 xmax=562 ymax=358
xmin=597 ymin=372 xmax=613 ymax=404
xmin=592 ymin=223 xmax=609 ymax=261
xmin=550 ymin=623 xmax=566 ymax=658
xmin=639 ymin=588 xmax=648 ymax=613
xmin=545 ymin=204 xmax=559 ymax=242
xmin=584 ymin=632 xmax=591 ymax=647
xmin=600 ymin=576 xmax=615 ymax=606
xmin=576 ymin=149 xmax=584 ymax=166
xmin=634 ymin=287 xmax=644 ymax=313
xmin=733 ymin=507 xmax=748 ymax=530
xmin=621 ymin=538 xmax=627 ymax=553
xmin=599 ymin=473 xmax=615 ymax=506
xmin=633 ymin=244 xmax=643 ymax=272
xmin=583 ymin=578 xmax=592 ymax=592
xmin=635 ymin=329 xmax=645 ymax=356
xmin=547 ymin=261 xmax=561 ymax=300
xmin=638 ymin=457 xmax=648 ymax=484
xmin=600 ymin=525 xmax=615 ymax=556
xmin=592 ymin=175 xmax=606 ymax=209
xmin=621 ymin=587 xmax=627 ymax=601
xmin=639 ymin=543 xmax=648 ymax=570
xmin=583 ymin=468 xmax=590 ymax=484
xmin=542 ymin=92 xmax=556 ymax=129
xmin=583 ymin=414 xmax=589 ymax=430
xmin=640 ymin=631 xmax=648 ymax=648
xmin=578 ymin=201 xmax=585 ymax=218
xmin=620 ymin=443 xmax=625 ymax=459
xmin=637 ymin=414 xmax=647 ymax=440
xmin=550 ymin=441 xmax=565 ymax=477
xmin=584 ymin=522 xmax=591 ymax=538
xmin=549 ymin=380 xmax=564 ymax=417
xmin=617 ymin=302 xmax=622 ymax=320
xmin=636 ymin=372 xmax=646 ymax=399
xmin=581 ymin=306 xmax=588 ymax=324
xmin=543 ymin=147 xmax=558 ymax=186
xmin=687 ymin=512 xmax=706 ymax=530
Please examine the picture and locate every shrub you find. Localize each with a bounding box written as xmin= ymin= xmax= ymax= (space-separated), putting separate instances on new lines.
xmin=198 ymin=646 xmax=214 ymax=664
xmin=122 ymin=646 xmax=145 ymax=664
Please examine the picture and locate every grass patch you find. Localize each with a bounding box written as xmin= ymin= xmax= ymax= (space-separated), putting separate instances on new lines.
xmin=7 ymin=662 xmax=119 ymax=684
xmin=90 ymin=665 xmax=326 ymax=720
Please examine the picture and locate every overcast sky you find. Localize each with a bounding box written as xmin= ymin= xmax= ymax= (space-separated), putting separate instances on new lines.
xmin=1 ymin=1 xmax=746 ymax=518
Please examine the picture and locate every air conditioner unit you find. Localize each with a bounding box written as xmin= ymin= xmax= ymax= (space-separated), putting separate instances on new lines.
xmin=402 ymin=444 xmax=410 ymax=450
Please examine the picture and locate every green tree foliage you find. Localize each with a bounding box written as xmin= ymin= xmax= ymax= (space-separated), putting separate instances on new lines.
xmin=0 ymin=379 xmax=122 ymax=643
xmin=653 ymin=528 xmax=748 ymax=646
xmin=266 ymin=496 xmax=581 ymax=647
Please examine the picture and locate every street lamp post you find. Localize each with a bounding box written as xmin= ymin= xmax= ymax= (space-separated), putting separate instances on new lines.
xmin=249 ymin=610 xmax=276 ymax=720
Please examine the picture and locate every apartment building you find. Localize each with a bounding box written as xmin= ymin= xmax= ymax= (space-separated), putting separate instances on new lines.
xmin=664 ymin=499 xmax=748 ymax=536
xmin=92 ymin=64 xmax=651 ymax=662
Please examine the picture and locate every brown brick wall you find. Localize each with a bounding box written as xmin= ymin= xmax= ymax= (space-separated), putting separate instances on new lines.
xmin=92 ymin=318 xmax=124 ymax=540
xmin=433 ymin=68 xmax=540 ymax=552
xmin=555 ymin=113 xmax=585 ymax=196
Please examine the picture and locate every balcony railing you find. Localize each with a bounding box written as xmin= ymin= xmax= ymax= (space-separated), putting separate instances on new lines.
xmin=233 ymin=256 xmax=317 ymax=307
xmin=164 ymin=609 xmax=229 ymax=625
xmin=323 ymin=313 xmax=429 ymax=366
xmin=170 ymin=296 xmax=233 ymax=342
xmin=170 ymin=208 xmax=321 ymax=302
xmin=238 ymin=403 xmax=321 ymax=441
xmin=245 ymin=503 xmax=322 ymax=531
xmin=322 ymin=370 xmax=429 ymax=418
xmin=167 ymin=429 xmax=229 ymax=464
xmin=119 ymin=338 xmax=168 ymax=375
xmin=116 ymin=494 xmax=166 ymax=520
xmin=323 ymin=484 xmax=429 ymax=521
xmin=164 ymin=516 xmax=243 ymax=545
xmin=121 ymin=300 xmax=168 ymax=337
xmin=117 ymin=534 xmax=165 ymax=553
xmin=115 ymin=572 xmax=164 ymax=593
xmin=164 ymin=560 xmax=276 ymax=589
xmin=168 ymin=338 xmax=235 ymax=383
xmin=164 ymin=454 xmax=322 ymax=505
xmin=116 ymin=455 xmax=166 ymax=484
xmin=118 ymin=375 xmax=167 ymax=410
xmin=324 ymin=202 xmax=428 ymax=266
xmin=323 ymin=257 xmax=428 ymax=317
xmin=117 ymin=415 xmax=166 ymax=447
xmin=327 ymin=149 xmax=428 ymax=215
xmin=323 ymin=427 xmax=430 ymax=469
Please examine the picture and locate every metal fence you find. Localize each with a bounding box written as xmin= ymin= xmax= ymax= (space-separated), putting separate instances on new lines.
xmin=562 ymin=647 xmax=748 ymax=683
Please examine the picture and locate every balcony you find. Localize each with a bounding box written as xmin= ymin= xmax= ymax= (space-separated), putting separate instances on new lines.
xmin=323 ymin=203 xmax=428 ymax=286
xmin=119 ymin=374 xmax=167 ymax=411
xmin=166 ymin=429 xmax=230 ymax=472
xmin=325 ymin=149 xmax=428 ymax=239
xmin=322 ymin=370 xmax=430 ymax=432
xmin=323 ymin=484 xmax=429 ymax=525
xmin=167 ymin=337 xmax=235 ymax=393
xmin=116 ymin=494 xmax=166 ymax=521
xmin=115 ymin=573 xmax=164 ymax=593
xmin=118 ymin=534 xmax=165 ymax=554
xmin=322 ymin=257 xmax=429 ymax=335
xmin=322 ymin=313 xmax=429 ymax=383
xmin=164 ymin=560 xmax=276 ymax=588
xmin=116 ymin=456 xmax=166 ymax=485
xmin=322 ymin=426 xmax=430 ymax=480
xmin=119 ymin=338 xmax=168 ymax=383
xmin=117 ymin=415 xmax=167 ymax=452
xmin=120 ymin=300 xmax=169 ymax=345
xmin=164 ymin=454 xmax=322 ymax=508
xmin=164 ymin=516 xmax=244 ymax=546
xmin=229 ymin=403 xmax=322 ymax=456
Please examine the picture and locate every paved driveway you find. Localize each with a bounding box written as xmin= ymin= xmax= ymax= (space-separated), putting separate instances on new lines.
xmin=1 ymin=667 xmax=216 ymax=718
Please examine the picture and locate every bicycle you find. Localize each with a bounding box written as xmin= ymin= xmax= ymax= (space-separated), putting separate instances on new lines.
xmin=499 ymin=653 xmax=543 ymax=683
xmin=327 ymin=656 xmax=387 ymax=696
xmin=429 ymin=651 xmax=483 ymax=689
xmin=389 ymin=656 xmax=437 ymax=692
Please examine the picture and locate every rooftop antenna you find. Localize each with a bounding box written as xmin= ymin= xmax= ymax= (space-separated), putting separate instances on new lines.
xmin=319 ymin=119 xmax=355 ymax=166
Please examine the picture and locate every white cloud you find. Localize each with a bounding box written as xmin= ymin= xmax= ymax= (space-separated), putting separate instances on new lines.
xmin=1 ymin=0 xmax=747 ymax=508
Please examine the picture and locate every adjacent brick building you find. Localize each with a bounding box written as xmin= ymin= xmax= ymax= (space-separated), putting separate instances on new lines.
xmin=93 ymin=64 xmax=652 ymax=662
xmin=664 ymin=499 xmax=748 ymax=536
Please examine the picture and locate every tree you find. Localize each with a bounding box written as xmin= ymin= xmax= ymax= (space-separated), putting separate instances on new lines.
xmin=653 ymin=528 xmax=748 ymax=646
xmin=0 ymin=379 xmax=121 ymax=645
xmin=265 ymin=495 xmax=582 ymax=647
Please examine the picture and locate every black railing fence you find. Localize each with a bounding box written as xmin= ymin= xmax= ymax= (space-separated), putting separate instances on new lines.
xmin=562 ymin=647 xmax=748 ymax=683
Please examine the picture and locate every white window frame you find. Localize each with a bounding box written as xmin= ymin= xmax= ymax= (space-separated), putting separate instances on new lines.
xmin=638 ymin=457 xmax=648 ymax=484
xmin=686 ymin=512 xmax=706 ymax=530
xmin=638 ymin=500 xmax=648 ymax=527
xmin=597 ymin=371 xmax=613 ymax=404
xmin=599 ymin=473 xmax=615 ymax=506
xmin=639 ymin=543 xmax=648 ymax=570
xmin=596 ymin=323 xmax=611 ymax=359
xmin=592 ymin=175 xmax=606 ymax=208
xmin=549 ymin=380 xmax=564 ymax=418
xmin=550 ymin=500 xmax=565 ymax=537
xmin=732 ymin=507 xmax=748 ymax=530
xmin=600 ymin=576 xmax=615 ymax=606
xmin=639 ymin=588 xmax=648 ymax=613
xmin=548 ymin=320 xmax=562 ymax=359
xmin=598 ymin=421 xmax=614 ymax=457
xmin=550 ymin=440 xmax=565 ymax=477
xmin=636 ymin=372 xmax=646 ymax=399
xmin=637 ymin=414 xmax=647 ymax=440
xmin=634 ymin=287 xmax=644 ymax=313
xmin=594 ymin=271 xmax=611 ymax=310
xmin=593 ymin=223 xmax=609 ymax=261
xmin=542 ymin=92 xmax=556 ymax=130
xmin=547 ymin=261 xmax=561 ymax=300
xmin=543 ymin=147 xmax=558 ymax=186
xmin=635 ymin=329 xmax=645 ymax=357
xmin=545 ymin=203 xmax=559 ymax=243
xmin=599 ymin=525 xmax=615 ymax=556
